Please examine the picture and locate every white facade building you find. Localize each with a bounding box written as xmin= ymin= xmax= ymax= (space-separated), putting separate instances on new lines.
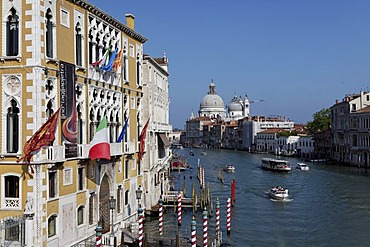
xmin=142 ymin=54 xmax=172 ymax=211
xmin=242 ymin=116 xmax=295 ymax=150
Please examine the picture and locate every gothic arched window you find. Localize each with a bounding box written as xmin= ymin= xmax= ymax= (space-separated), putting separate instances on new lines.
xmin=6 ymin=99 xmax=19 ymax=153
xmin=46 ymin=9 xmax=54 ymax=58
xmin=75 ymin=23 xmax=82 ymax=66
xmin=6 ymin=8 xmax=19 ymax=56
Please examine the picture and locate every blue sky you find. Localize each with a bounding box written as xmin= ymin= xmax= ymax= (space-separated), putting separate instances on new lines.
xmin=88 ymin=0 xmax=370 ymax=129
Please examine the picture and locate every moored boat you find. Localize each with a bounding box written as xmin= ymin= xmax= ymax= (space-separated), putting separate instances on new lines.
xmin=170 ymin=155 xmax=190 ymax=171
xmin=296 ymin=162 xmax=309 ymax=170
xmin=261 ymin=158 xmax=291 ymax=172
xmin=269 ymin=186 xmax=289 ymax=200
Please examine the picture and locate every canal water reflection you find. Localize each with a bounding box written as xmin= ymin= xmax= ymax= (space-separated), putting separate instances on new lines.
xmin=145 ymin=148 xmax=370 ymax=246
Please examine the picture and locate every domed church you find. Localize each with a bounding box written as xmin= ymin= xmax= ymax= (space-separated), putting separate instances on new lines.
xmin=198 ymin=81 xmax=226 ymax=120
xmin=227 ymin=93 xmax=250 ymax=120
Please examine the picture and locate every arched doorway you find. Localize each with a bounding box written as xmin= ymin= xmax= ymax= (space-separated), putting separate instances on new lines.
xmin=99 ymin=175 xmax=110 ymax=234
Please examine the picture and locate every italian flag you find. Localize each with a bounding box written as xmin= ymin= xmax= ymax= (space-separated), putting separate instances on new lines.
xmin=89 ymin=116 xmax=111 ymax=160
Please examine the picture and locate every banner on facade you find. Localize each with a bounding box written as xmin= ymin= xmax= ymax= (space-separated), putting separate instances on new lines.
xmin=60 ymin=61 xmax=78 ymax=158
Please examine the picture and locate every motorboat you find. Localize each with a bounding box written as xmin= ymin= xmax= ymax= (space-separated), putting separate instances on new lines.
xmin=269 ymin=186 xmax=289 ymax=200
xmin=223 ymin=164 xmax=235 ymax=173
xmin=296 ymin=162 xmax=309 ymax=170
xmin=170 ymin=155 xmax=190 ymax=171
xmin=261 ymin=158 xmax=291 ymax=172
xmin=200 ymin=151 xmax=207 ymax=156
xmin=190 ymin=150 xmax=194 ymax=156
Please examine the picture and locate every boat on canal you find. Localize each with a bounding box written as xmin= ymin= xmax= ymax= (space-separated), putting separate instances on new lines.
xmin=261 ymin=158 xmax=291 ymax=172
xmin=223 ymin=164 xmax=236 ymax=173
xmin=269 ymin=186 xmax=289 ymax=200
xmin=296 ymin=162 xmax=309 ymax=170
xmin=170 ymin=155 xmax=190 ymax=171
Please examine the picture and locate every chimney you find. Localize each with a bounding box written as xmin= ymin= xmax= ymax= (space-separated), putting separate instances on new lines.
xmin=125 ymin=14 xmax=135 ymax=30
xmin=336 ymin=99 xmax=338 ymax=104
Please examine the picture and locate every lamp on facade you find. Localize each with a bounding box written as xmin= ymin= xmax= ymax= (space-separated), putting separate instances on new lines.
xmin=109 ymin=196 xmax=116 ymax=240
xmin=136 ymin=185 xmax=143 ymax=207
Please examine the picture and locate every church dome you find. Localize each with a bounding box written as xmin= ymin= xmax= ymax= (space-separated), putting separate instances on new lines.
xmin=228 ymin=95 xmax=242 ymax=112
xmin=198 ymin=81 xmax=226 ymax=119
xmin=200 ymin=94 xmax=225 ymax=109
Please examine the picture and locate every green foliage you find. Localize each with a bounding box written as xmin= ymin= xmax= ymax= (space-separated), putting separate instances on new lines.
xmin=276 ymin=131 xmax=298 ymax=138
xmin=306 ymin=108 xmax=331 ymax=134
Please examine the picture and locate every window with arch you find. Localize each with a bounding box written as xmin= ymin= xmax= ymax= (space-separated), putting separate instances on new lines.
xmin=6 ymin=99 xmax=19 ymax=153
xmin=3 ymin=175 xmax=20 ymax=209
xmin=124 ymin=190 xmax=129 ymax=206
xmin=45 ymin=8 xmax=54 ymax=58
xmin=77 ymin=104 xmax=83 ymax=144
xmin=88 ymin=29 xmax=94 ymax=64
xmin=4 ymin=218 xmax=19 ymax=241
xmin=48 ymin=215 xmax=57 ymax=237
xmin=117 ymin=186 xmax=122 ymax=213
xmin=136 ymin=59 xmax=141 ymax=86
xmin=89 ymin=194 xmax=95 ymax=225
xmin=6 ymin=8 xmax=19 ymax=56
xmin=89 ymin=109 xmax=95 ymax=141
xmin=75 ymin=23 xmax=82 ymax=66
xmin=123 ymin=53 xmax=128 ymax=82
xmin=77 ymin=205 xmax=84 ymax=225
xmin=109 ymin=112 xmax=115 ymax=143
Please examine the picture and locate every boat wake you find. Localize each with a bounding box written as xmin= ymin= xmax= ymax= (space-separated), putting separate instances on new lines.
xmin=270 ymin=198 xmax=293 ymax=202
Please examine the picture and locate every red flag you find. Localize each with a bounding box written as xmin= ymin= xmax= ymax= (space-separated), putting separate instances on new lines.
xmin=17 ymin=108 xmax=60 ymax=165
xmin=137 ymin=118 xmax=150 ymax=163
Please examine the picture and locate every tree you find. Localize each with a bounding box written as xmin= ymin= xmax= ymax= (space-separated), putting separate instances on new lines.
xmin=306 ymin=108 xmax=331 ymax=134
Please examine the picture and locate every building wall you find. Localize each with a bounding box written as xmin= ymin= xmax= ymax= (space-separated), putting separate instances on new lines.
xmin=141 ymin=55 xmax=171 ymax=211
xmin=0 ymin=1 xmax=150 ymax=246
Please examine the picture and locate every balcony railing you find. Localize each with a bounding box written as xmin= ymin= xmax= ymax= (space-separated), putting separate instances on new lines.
xmin=4 ymin=197 xmax=20 ymax=209
xmin=124 ymin=140 xmax=136 ymax=154
xmin=46 ymin=145 xmax=65 ymax=162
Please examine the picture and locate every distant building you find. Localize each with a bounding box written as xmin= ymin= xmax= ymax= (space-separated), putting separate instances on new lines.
xmin=241 ymin=115 xmax=295 ymax=151
xmin=185 ymin=116 xmax=213 ymax=147
xmin=330 ymin=91 xmax=370 ymax=164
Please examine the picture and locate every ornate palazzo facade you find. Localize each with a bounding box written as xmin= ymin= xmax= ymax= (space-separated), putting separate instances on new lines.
xmin=0 ymin=1 xmax=169 ymax=246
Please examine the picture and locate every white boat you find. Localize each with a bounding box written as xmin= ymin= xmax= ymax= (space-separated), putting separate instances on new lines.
xmin=296 ymin=163 xmax=309 ymax=170
xmin=223 ymin=164 xmax=235 ymax=173
xmin=200 ymin=151 xmax=207 ymax=156
xmin=269 ymin=186 xmax=289 ymax=200
xmin=261 ymin=158 xmax=291 ymax=172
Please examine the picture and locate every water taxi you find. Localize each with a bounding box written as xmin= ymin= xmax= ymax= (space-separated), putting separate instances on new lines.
xmin=269 ymin=186 xmax=289 ymax=200
xmin=296 ymin=162 xmax=309 ymax=170
xmin=261 ymin=158 xmax=291 ymax=172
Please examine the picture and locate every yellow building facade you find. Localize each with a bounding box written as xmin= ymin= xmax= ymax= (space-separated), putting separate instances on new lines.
xmin=0 ymin=0 xmax=148 ymax=246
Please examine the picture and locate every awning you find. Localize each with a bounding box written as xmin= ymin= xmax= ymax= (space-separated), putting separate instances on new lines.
xmin=158 ymin=133 xmax=171 ymax=147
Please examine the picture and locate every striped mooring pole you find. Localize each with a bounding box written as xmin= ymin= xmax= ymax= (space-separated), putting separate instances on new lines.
xmin=178 ymin=191 xmax=182 ymax=226
xmin=203 ymin=207 xmax=208 ymax=247
xmin=227 ymin=198 xmax=231 ymax=235
xmin=138 ymin=207 xmax=144 ymax=247
xmin=216 ymin=198 xmax=220 ymax=237
xmin=95 ymin=225 xmax=102 ymax=247
xmin=191 ymin=216 xmax=197 ymax=247
xmin=202 ymin=167 xmax=205 ymax=189
xmin=159 ymin=197 xmax=163 ymax=236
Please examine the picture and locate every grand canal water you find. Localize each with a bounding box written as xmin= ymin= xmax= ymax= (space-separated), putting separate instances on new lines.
xmin=145 ymin=147 xmax=370 ymax=246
